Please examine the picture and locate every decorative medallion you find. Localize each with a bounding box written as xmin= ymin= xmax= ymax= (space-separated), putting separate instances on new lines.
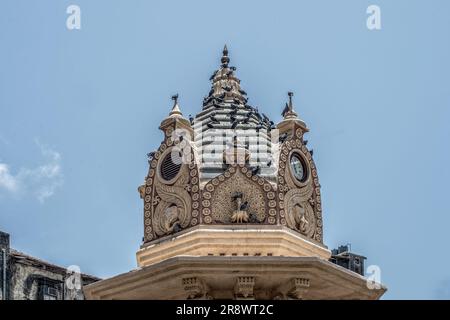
xmin=207 ymin=168 xmax=269 ymax=224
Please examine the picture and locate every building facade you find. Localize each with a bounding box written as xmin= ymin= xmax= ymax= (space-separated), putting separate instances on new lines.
xmin=84 ymin=47 xmax=386 ymax=300
xmin=0 ymin=231 xmax=99 ymax=300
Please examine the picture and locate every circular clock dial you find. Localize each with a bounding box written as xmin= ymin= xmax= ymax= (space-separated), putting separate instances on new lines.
xmin=290 ymin=154 xmax=307 ymax=182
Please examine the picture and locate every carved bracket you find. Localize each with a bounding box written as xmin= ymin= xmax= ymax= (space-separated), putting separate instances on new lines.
xmin=274 ymin=277 xmax=310 ymax=300
xmin=182 ymin=277 xmax=211 ymax=300
xmin=288 ymin=278 xmax=310 ymax=300
xmin=234 ymin=276 xmax=255 ymax=300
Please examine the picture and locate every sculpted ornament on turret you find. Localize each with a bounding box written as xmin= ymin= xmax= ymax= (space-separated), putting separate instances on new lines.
xmin=140 ymin=50 xmax=323 ymax=246
xmin=276 ymin=92 xmax=323 ymax=243
xmin=141 ymin=95 xmax=200 ymax=242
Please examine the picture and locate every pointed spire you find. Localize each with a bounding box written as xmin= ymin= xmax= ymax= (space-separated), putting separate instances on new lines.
xmin=221 ymin=44 xmax=230 ymax=66
xmin=160 ymin=93 xmax=192 ymax=136
xmin=202 ymin=45 xmax=249 ymax=107
xmin=169 ymin=93 xmax=182 ymax=117
xmin=288 ymin=92 xmax=294 ymax=112
xmin=282 ymin=91 xmax=298 ymax=119
xmin=277 ymin=90 xmax=308 ymax=132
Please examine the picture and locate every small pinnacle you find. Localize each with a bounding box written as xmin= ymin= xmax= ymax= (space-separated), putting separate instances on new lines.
xmin=169 ymin=93 xmax=182 ymax=117
xmin=288 ymin=92 xmax=294 ymax=112
xmin=221 ymin=44 xmax=230 ymax=66
xmin=171 ymin=94 xmax=179 ymax=105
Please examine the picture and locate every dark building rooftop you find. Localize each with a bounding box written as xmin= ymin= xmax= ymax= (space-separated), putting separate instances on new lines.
xmin=1 ymin=230 xmax=100 ymax=300
xmin=330 ymin=245 xmax=367 ymax=276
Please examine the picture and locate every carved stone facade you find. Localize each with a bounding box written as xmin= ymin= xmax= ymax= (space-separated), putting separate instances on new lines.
xmin=139 ymin=52 xmax=324 ymax=247
xmin=205 ymin=166 xmax=276 ymax=225
xmin=141 ymin=106 xmax=201 ymax=242
xmin=278 ymin=137 xmax=323 ymax=243
xmin=84 ymin=46 xmax=386 ymax=300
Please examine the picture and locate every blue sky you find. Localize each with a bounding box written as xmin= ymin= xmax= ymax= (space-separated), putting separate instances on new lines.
xmin=1 ymin=0 xmax=449 ymax=299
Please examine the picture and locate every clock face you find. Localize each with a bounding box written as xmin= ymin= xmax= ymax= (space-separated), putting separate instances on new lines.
xmin=290 ymin=154 xmax=307 ymax=182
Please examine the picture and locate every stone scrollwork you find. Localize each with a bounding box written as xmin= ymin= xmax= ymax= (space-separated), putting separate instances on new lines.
xmin=284 ymin=189 xmax=316 ymax=238
xmin=152 ymin=166 xmax=192 ymax=236
xmin=278 ymin=138 xmax=324 ymax=243
xmin=143 ymin=139 xmax=200 ymax=242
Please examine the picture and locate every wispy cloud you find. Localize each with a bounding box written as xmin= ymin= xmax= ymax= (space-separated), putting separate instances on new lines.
xmin=0 ymin=163 xmax=19 ymax=192
xmin=0 ymin=139 xmax=63 ymax=203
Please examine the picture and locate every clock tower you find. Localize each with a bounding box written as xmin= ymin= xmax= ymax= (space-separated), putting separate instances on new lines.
xmin=84 ymin=46 xmax=386 ymax=300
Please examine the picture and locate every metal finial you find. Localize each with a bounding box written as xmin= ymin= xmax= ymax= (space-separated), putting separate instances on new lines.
xmin=171 ymin=93 xmax=179 ymax=105
xmin=169 ymin=93 xmax=182 ymax=117
xmin=288 ymin=92 xmax=294 ymax=112
xmin=221 ymin=44 xmax=230 ymax=66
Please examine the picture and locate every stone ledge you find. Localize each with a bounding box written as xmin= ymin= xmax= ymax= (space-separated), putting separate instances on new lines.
xmin=137 ymin=226 xmax=330 ymax=267
xmin=84 ymin=256 xmax=386 ymax=300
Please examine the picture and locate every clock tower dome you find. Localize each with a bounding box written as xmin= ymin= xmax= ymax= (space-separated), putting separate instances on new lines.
xmin=84 ymin=46 xmax=386 ymax=300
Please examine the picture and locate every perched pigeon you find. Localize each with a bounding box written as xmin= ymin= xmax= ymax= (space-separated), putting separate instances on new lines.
xmin=279 ymin=133 xmax=288 ymax=143
xmin=251 ymin=166 xmax=261 ymax=175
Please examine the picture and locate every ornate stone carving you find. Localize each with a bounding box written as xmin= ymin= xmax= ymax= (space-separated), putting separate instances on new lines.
xmin=143 ymin=140 xmax=200 ymax=242
xmin=182 ymin=277 xmax=211 ymax=300
xmin=284 ymin=189 xmax=316 ymax=238
xmin=274 ymin=277 xmax=310 ymax=300
xmin=206 ymin=167 xmax=270 ymax=224
xmin=234 ymin=277 xmax=255 ymax=299
xmin=287 ymin=278 xmax=310 ymax=300
xmin=277 ymin=138 xmax=323 ymax=243
xmin=152 ymin=177 xmax=192 ymax=236
xmin=230 ymin=192 xmax=249 ymax=223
